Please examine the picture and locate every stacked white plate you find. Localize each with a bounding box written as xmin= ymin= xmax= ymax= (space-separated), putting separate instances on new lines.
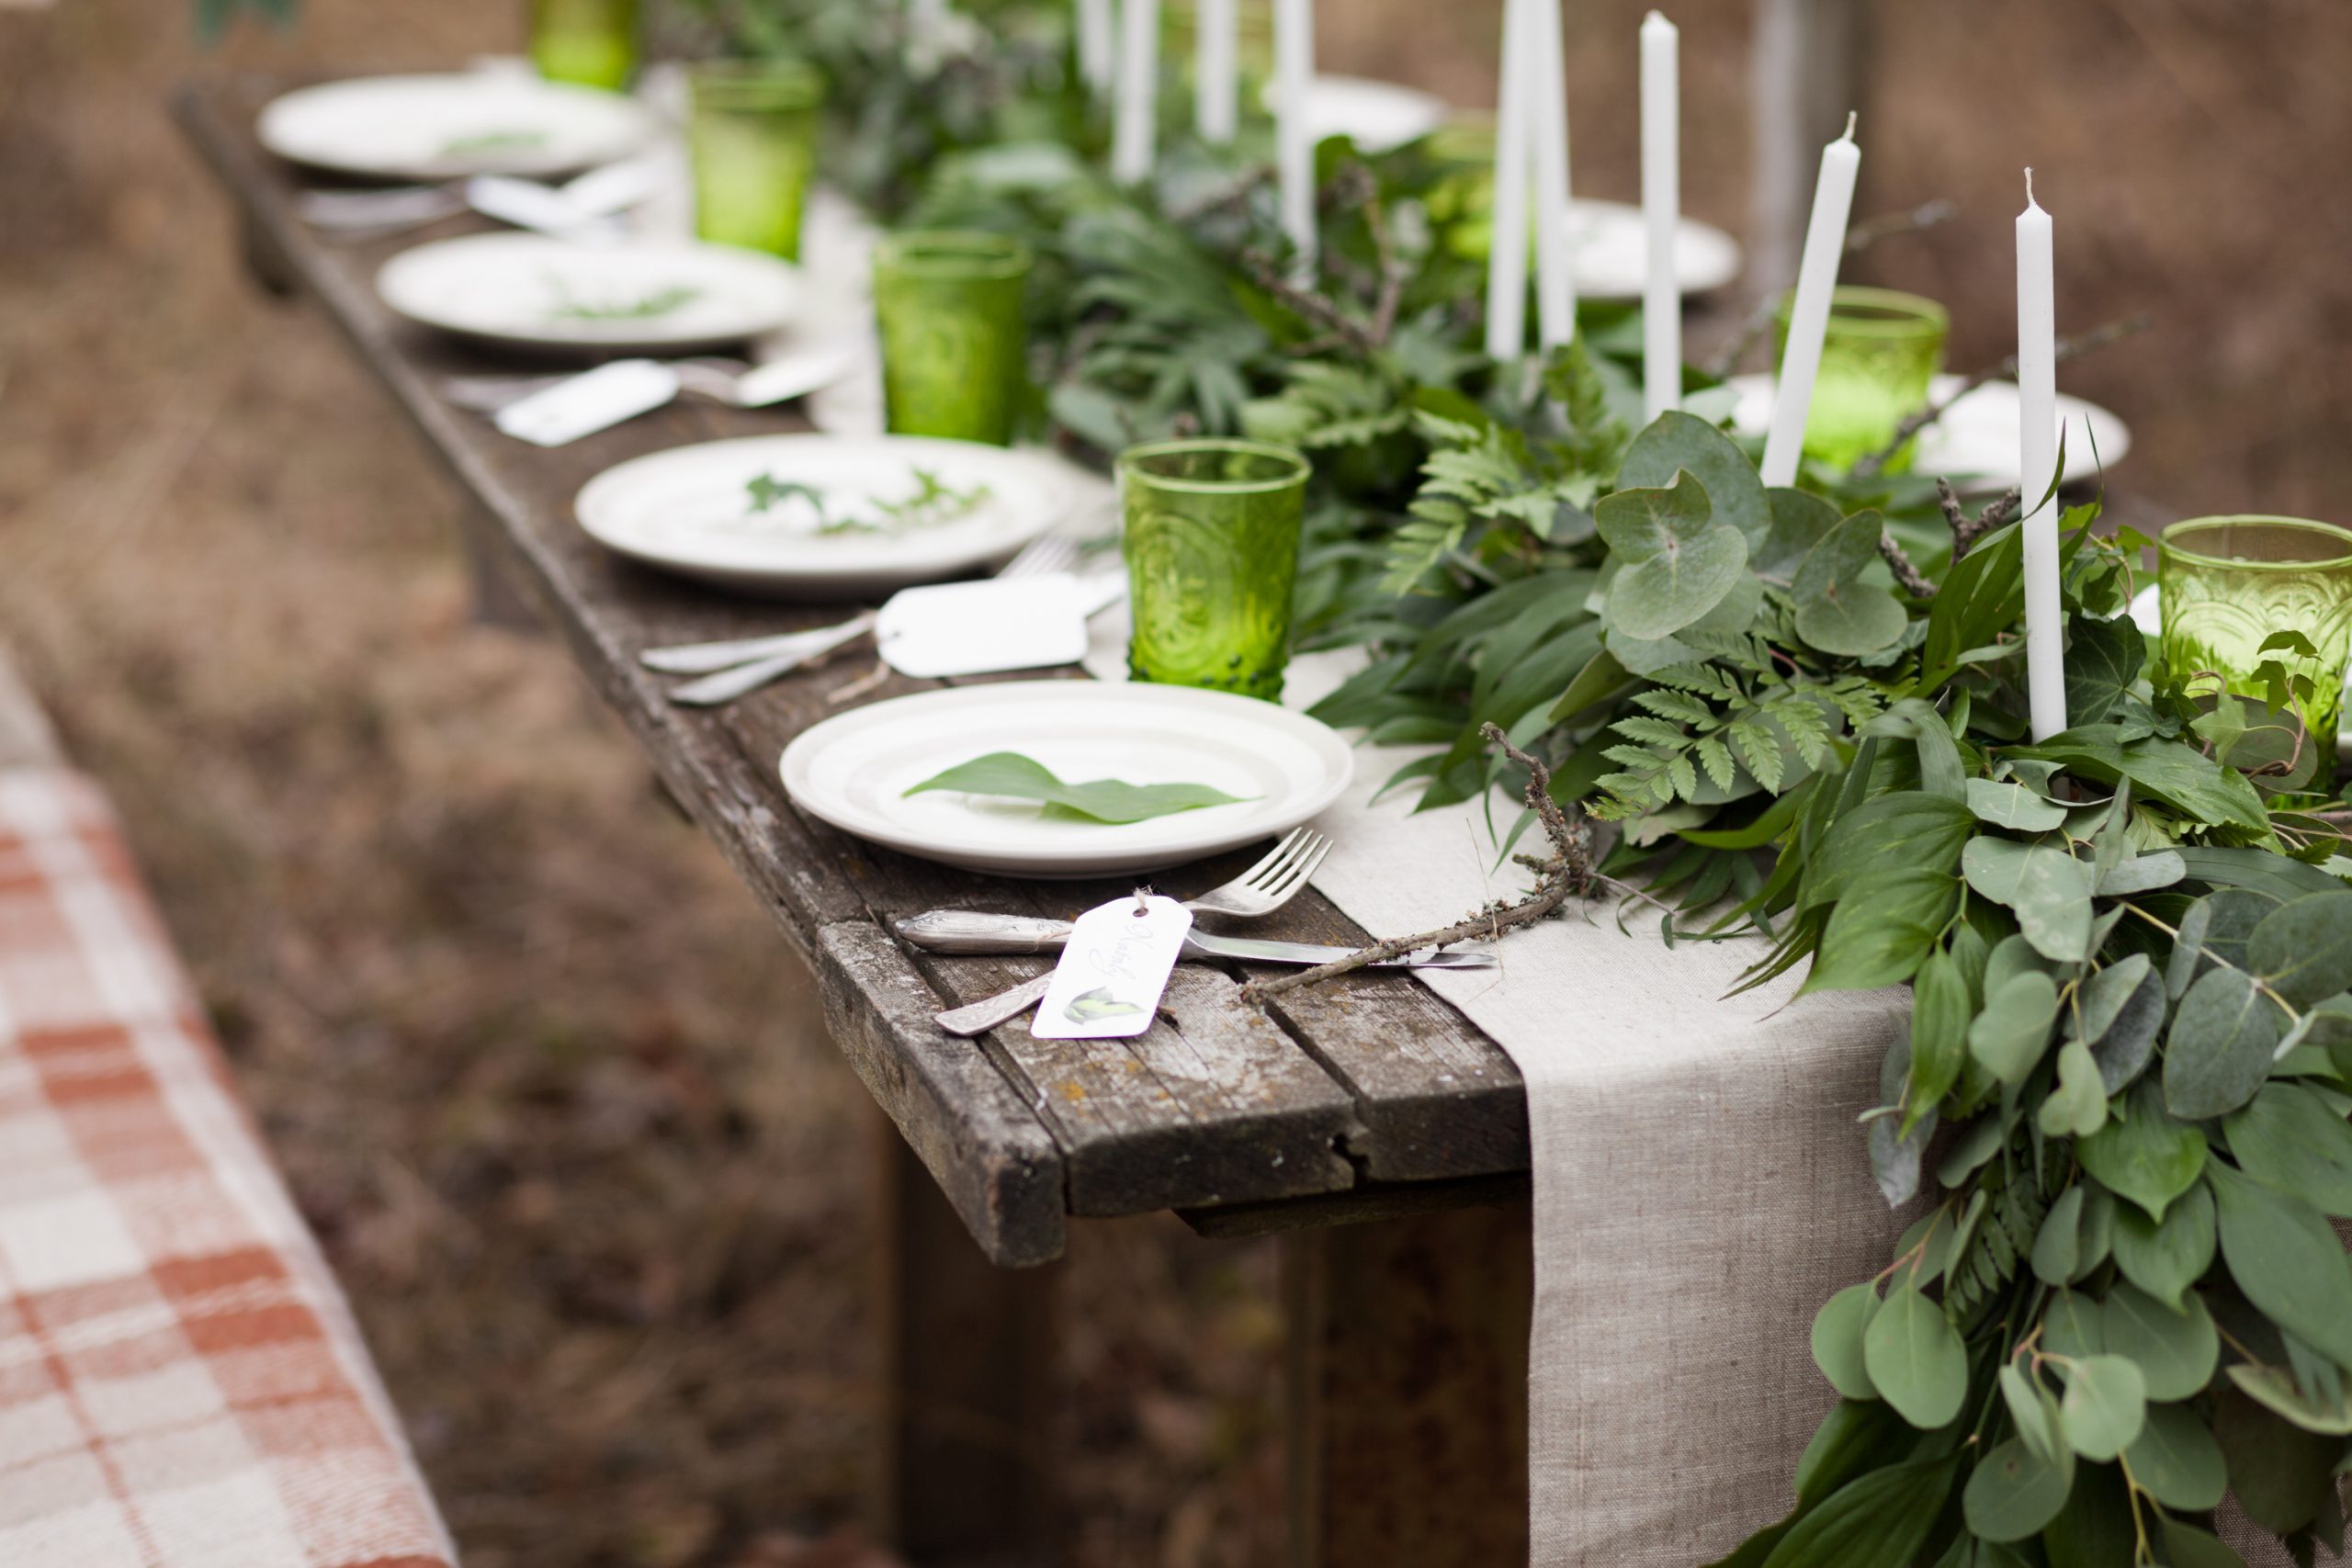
xmin=259 ymin=73 xmax=660 ymax=182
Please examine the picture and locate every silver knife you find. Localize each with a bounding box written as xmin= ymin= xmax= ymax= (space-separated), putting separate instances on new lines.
xmin=894 ymin=910 xmax=1496 ymax=969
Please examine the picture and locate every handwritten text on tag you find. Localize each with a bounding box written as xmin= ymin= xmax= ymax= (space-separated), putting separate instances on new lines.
xmin=1030 ymin=893 xmax=1193 ymax=1040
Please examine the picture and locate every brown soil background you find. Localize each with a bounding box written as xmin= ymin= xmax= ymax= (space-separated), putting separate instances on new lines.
xmin=1 ymin=1 xmax=2346 ymax=1564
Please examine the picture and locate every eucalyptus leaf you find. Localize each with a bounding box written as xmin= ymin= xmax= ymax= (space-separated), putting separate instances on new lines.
xmin=2122 ymin=1401 xmax=2229 ymax=1512
xmin=903 ymin=752 xmax=1251 ymax=823
xmin=2208 ymin=1161 xmax=2352 ymax=1372
xmin=2167 ymin=898 xmax=2214 ymax=1000
xmin=1962 ymin=837 xmax=2095 ymax=964
xmin=1966 ymin=779 xmax=2068 ymax=832
xmin=2248 ymin=890 xmax=2352 ymax=1009
xmin=2225 ymin=1361 xmax=2352 ymax=1436
xmin=1961 ymin=1437 xmax=2071 ymax=1543
xmin=2165 ymin=966 xmax=2282 ymax=1121
xmin=2085 ymin=965 xmax=2166 ymax=1097
xmin=1599 ymin=473 xmax=1749 ymax=640
xmin=2076 ymin=1081 xmax=2207 ymax=1223
xmin=2224 ymin=1082 xmax=2352 ymax=1218
xmin=2032 ymin=1187 xmax=2086 ymax=1287
xmin=2100 ymin=1284 xmax=2219 ymax=1400
xmin=2000 ymin=1363 xmax=2064 ymax=1466
xmin=2158 ymin=1520 xmax=2250 ymax=1568
xmin=1861 ymin=1281 xmax=1969 ymax=1429
xmin=2042 ymin=1289 xmax=2107 ymax=1361
xmin=1617 ymin=411 xmax=1770 ymax=546
xmin=2096 ymin=850 xmax=2184 ymax=897
xmin=2109 ymin=1182 xmax=2215 ymax=1311
xmin=2214 ymin=1385 xmax=2344 ymax=1535
xmin=1793 ymin=511 xmax=1909 ymax=658
xmin=1810 ymin=1282 xmax=1882 ymax=1401
xmin=1969 ymin=971 xmax=2060 ymax=1088
xmin=1757 ymin=486 xmax=1840 ymax=578
xmin=2058 ymin=1354 xmax=2146 ymax=1461
xmin=2037 ymin=1040 xmax=2109 ymax=1140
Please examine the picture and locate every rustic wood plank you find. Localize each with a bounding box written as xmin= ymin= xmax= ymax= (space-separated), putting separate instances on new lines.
xmin=1283 ymin=1201 xmax=1532 ymax=1568
xmin=1179 ymin=1172 xmax=1530 ymax=1240
xmin=0 ymin=650 xmax=60 ymax=770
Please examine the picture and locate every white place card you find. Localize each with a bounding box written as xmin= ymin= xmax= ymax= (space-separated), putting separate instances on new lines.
xmin=1030 ymin=894 xmax=1193 ymax=1040
xmin=492 ymin=359 xmax=680 ymax=447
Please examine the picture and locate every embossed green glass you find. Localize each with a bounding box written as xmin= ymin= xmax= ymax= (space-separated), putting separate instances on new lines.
xmin=689 ymin=61 xmax=825 ymax=262
xmin=2160 ymin=516 xmax=2352 ymax=793
xmin=1119 ymin=440 xmax=1312 ymax=701
xmin=1772 ymin=286 xmax=1949 ymax=473
xmin=873 ymin=231 xmax=1034 ymax=446
xmin=528 ymin=0 xmax=640 ymax=92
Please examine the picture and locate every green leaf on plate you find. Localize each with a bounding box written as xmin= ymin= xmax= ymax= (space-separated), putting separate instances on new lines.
xmin=1862 ymin=1280 xmax=1968 ymax=1428
xmin=2100 ymin=1284 xmax=2218 ymax=1400
xmin=2209 ymin=1162 xmax=2352 ymax=1372
xmin=2123 ymin=1402 xmax=2229 ymax=1512
xmin=1962 ymin=837 xmax=2095 ymax=964
xmin=2109 ymin=1181 xmax=2214 ymax=1311
xmin=2058 ymin=1354 xmax=2146 ymax=1461
xmin=2225 ymin=1082 xmax=2352 ymax=1218
xmin=903 ymin=752 xmax=1254 ymax=824
xmin=1962 ymin=1437 xmax=2072 ymax=1543
xmin=2077 ymin=1081 xmax=2207 ymax=1223
xmin=2164 ymin=966 xmax=2282 ymax=1121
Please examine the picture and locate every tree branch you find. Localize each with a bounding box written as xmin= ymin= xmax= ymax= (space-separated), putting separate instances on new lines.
xmin=1939 ymin=479 xmax=2019 ymax=562
xmin=1878 ymin=530 xmax=1939 ymax=599
xmin=1240 ymin=725 xmax=1597 ymax=1005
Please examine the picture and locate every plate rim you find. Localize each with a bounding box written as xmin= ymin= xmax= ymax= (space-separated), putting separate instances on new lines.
xmin=1721 ymin=371 xmax=2134 ymax=479
xmin=572 ymin=433 xmax=1081 ymax=589
xmin=1563 ymin=197 xmax=1744 ymax=299
xmin=778 ymin=680 xmax=1359 ymax=875
xmin=374 ymin=231 xmax=803 ymax=350
xmin=257 ymin=72 xmax=660 ymax=181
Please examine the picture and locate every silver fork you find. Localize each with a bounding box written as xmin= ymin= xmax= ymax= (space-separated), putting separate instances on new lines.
xmin=656 ymin=534 xmax=1081 ymax=707
xmin=923 ymin=830 xmax=1335 ymax=1037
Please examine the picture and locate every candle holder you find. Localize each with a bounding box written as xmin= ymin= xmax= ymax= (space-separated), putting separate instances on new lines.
xmin=873 ymin=231 xmax=1034 ymax=446
xmin=1118 ymin=439 xmax=1312 ymax=701
xmin=1771 ymin=287 xmax=1949 ymax=474
xmin=689 ymin=60 xmax=826 ymax=263
xmin=2160 ymin=516 xmax=2352 ymax=794
xmin=528 ymin=0 xmax=641 ymax=93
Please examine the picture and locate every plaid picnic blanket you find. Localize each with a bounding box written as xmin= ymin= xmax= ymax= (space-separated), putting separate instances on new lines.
xmin=0 ymin=767 xmax=457 ymax=1567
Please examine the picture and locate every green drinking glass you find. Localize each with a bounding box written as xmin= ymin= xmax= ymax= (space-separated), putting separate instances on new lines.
xmin=689 ymin=61 xmax=826 ymax=263
xmin=528 ymin=0 xmax=640 ymax=93
xmin=1772 ymin=286 xmax=1950 ymax=474
xmin=2159 ymin=515 xmax=2352 ymax=795
xmin=872 ymin=231 xmax=1034 ymax=446
xmin=1119 ymin=439 xmax=1313 ymax=701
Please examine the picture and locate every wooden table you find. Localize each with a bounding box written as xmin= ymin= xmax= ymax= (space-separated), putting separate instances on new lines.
xmin=179 ymin=74 xmax=1539 ymax=1567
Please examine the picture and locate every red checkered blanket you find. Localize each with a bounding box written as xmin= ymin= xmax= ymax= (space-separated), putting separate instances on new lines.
xmin=0 ymin=768 xmax=457 ymax=1567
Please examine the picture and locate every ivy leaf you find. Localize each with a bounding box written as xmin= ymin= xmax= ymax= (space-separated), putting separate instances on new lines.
xmin=2123 ymin=1402 xmax=2229 ymax=1512
xmin=903 ymin=752 xmax=1252 ymax=823
xmin=2059 ymin=1355 xmax=2146 ymax=1461
xmin=1965 ymin=779 xmax=2069 ymax=832
xmin=1600 ymin=476 xmax=1749 ymax=641
xmin=2077 ymin=1081 xmax=2207 ymax=1223
xmin=1617 ymin=411 xmax=1770 ymax=547
xmin=2100 ymin=1284 xmax=2219 ymax=1400
xmin=2224 ymin=1082 xmax=2352 ymax=1218
xmin=2210 ymin=1162 xmax=2352 ymax=1371
xmin=2164 ymin=967 xmax=2282 ymax=1122
xmin=1810 ymin=1282 xmax=1882 ymax=1401
xmin=2006 ymin=727 xmax=2273 ymax=837
xmin=1861 ymin=1280 xmax=1969 ymax=1428
xmin=2109 ymin=1182 xmax=2215 ymax=1311
xmin=2248 ymin=890 xmax=2352 ymax=1009
xmin=1793 ymin=511 xmax=1909 ymax=657
xmin=2038 ymin=1041 xmax=2109 ymax=1140
xmin=2061 ymin=615 xmax=2146 ymax=728
xmin=1961 ymin=838 xmax=2095 ymax=964
xmin=1962 ymin=1437 xmax=2072 ymax=1543
xmin=1968 ymin=970 xmax=2061 ymax=1088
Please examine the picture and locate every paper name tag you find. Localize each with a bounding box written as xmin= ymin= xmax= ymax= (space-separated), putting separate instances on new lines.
xmin=877 ymin=574 xmax=1091 ymax=679
xmin=494 ymin=359 xmax=679 ymax=447
xmin=1030 ymin=894 xmax=1193 ymax=1040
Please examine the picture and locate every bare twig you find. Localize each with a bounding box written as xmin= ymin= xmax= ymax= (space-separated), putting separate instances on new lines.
xmin=1852 ymin=312 xmax=2152 ymax=480
xmin=1242 ymin=247 xmax=1375 ymax=357
xmin=1240 ymin=725 xmax=1598 ymax=1005
xmin=1845 ymin=198 xmax=1959 ymax=255
xmin=1240 ymin=161 xmax=1410 ymax=360
xmin=1939 ymin=478 xmax=2019 ymax=561
xmin=1879 ymin=531 xmax=1939 ymax=599
xmin=1170 ymin=167 xmax=1274 ymax=227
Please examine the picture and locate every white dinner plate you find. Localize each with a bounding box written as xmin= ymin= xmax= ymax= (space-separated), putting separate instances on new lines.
xmin=573 ymin=434 xmax=1079 ymax=598
xmin=780 ymin=682 xmax=1356 ymax=877
xmin=1270 ymin=74 xmax=1451 ymax=155
xmin=377 ymin=233 xmax=800 ymax=352
xmin=1562 ymin=198 xmax=1744 ymax=301
xmin=258 ymin=73 xmax=660 ymax=182
xmin=1724 ymin=373 xmax=2133 ymax=490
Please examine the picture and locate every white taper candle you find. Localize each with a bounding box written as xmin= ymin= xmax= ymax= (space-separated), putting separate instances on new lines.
xmin=1640 ymin=11 xmax=1680 ymax=421
xmin=1197 ymin=0 xmax=1238 ymax=142
xmin=1275 ymin=0 xmax=1317 ymax=265
xmin=1758 ymin=112 xmax=1860 ymax=488
xmin=1111 ymin=0 xmax=1161 ymax=185
xmin=1079 ymin=0 xmax=1116 ymax=94
xmin=1485 ymin=0 xmax=1533 ymax=361
xmin=2018 ymin=169 xmax=2067 ymax=741
xmin=1528 ymin=0 xmax=1575 ymax=349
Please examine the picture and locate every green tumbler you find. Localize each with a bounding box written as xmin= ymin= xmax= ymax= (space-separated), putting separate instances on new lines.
xmin=872 ymin=231 xmax=1034 ymax=446
xmin=1119 ymin=439 xmax=1312 ymax=701
xmin=689 ymin=60 xmax=826 ymax=262
xmin=529 ymin=0 xmax=640 ymax=93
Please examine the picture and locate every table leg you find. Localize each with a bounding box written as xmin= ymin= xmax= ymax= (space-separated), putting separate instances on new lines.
xmin=870 ymin=1113 xmax=1058 ymax=1565
xmin=237 ymin=210 xmax=300 ymax=299
xmin=1282 ymin=1198 xmax=1532 ymax=1568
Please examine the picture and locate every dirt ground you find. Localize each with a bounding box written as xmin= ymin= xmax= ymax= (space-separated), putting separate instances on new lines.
xmin=1 ymin=2 xmax=2346 ymax=1565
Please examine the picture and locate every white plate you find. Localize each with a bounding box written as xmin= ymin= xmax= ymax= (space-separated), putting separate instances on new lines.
xmin=1724 ymin=373 xmax=2133 ymax=490
xmin=377 ymin=233 xmax=799 ymax=352
xmin=1563 ymin=198 xmax=1743 ymax=301
xmin=1270 ymin=74 xmax=1451 ymax=155
xmin=780 ymin=682 xmax=1356 ymax=877
xmin=259 ymin=73 xmax=660 ymax=182
xmin=573 ymin=434 xmax=1079 ymax=598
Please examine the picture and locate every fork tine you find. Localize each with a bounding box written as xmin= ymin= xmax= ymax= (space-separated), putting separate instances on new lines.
xmin=1001 ymin=535 xmax=1078 ymax=580
xmin=1270 ymin=835 xmax=1333 ymax=897
xmin=1249 ymin=827 xmax=1325 ymax=891
xmin=1238 ymin=827 xmax=1310 ymax=888
xmin=1253 ymin=839 xmax=1328 ymax=903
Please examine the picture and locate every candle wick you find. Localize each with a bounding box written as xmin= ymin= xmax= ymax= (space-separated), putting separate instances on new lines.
xmin=1841 ymin=109 xmax=1857 ymax=141
xmin=2024 ymin=166 xmax=2037 ymax=208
